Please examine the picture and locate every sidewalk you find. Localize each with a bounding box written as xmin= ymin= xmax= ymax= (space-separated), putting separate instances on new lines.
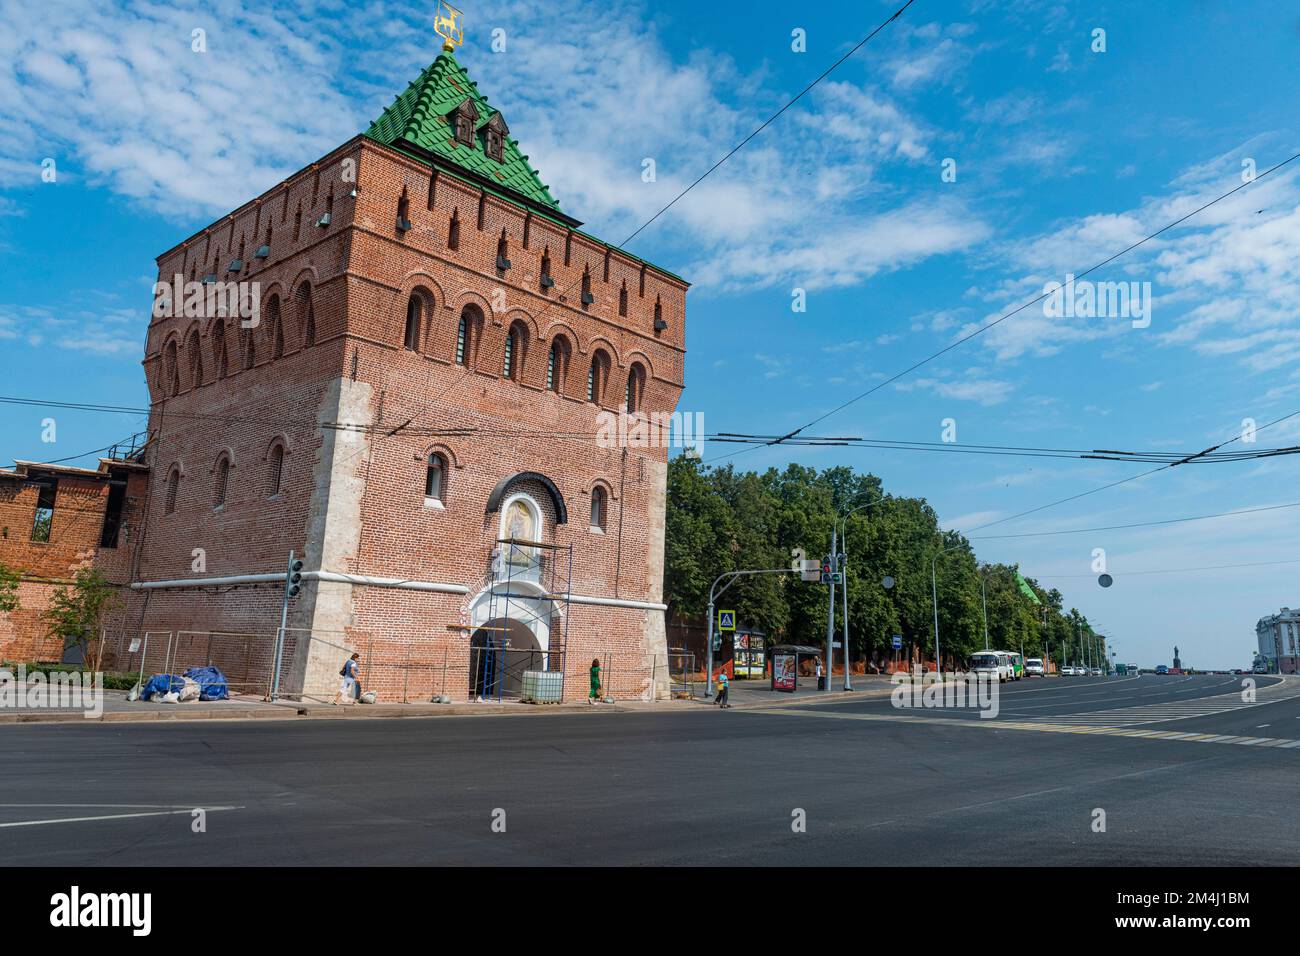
xmin=1 ymin=673 xmax=940 ymax=724
xmin=0 ymin=687 xmax=656 ymax=724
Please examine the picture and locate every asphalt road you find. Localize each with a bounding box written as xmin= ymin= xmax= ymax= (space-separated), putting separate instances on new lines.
xmin=2 ymin=674 xmax=1297 ymax=865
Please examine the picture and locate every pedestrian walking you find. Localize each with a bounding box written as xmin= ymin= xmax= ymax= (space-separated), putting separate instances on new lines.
xmin=715 ymin=670 xmax=730 ymax=708
xmin=332 ymin=652 xmax=360 ymax=705
xmin=816 ymin=657 xmax=825 ymax=691
xmin=589 ymin=657 xmax=602 ymax=704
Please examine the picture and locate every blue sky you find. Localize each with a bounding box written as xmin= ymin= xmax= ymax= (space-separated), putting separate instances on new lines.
xmin=2 ymin=0 xmax=1299 ymax=668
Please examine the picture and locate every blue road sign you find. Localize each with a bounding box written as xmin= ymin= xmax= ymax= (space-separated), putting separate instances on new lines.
xmin=718 ymin=610 xmax=736 ymax=631
xmin=892 ymin=634 xmax=903 ymax=650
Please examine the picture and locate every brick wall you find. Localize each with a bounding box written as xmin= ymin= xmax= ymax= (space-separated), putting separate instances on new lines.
xmin=0 ymin=465 xmax=146 ymax=662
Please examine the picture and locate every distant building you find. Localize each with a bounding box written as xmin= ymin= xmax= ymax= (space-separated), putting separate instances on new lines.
xmin=0 ymin=456 xmax=148 ymax=662
xmin=1255 ymin=608 xmax=1300 ymax=675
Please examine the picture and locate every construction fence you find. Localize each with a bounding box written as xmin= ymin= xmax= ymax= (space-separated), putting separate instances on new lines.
xmin=94 ymin=627 xmax=671 ymax=704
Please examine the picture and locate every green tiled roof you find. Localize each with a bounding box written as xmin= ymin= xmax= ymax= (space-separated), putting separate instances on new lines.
xmin=365 ymin=50 xmax=563 ymax=215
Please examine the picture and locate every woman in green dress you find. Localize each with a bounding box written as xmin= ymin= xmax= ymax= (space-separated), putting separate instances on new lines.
xmin=589 ymin=658 xmax=602 ymax=703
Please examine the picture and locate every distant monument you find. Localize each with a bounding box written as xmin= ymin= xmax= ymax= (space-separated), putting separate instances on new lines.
xmin=1173 ymin=645 xmax=1182 ymax=670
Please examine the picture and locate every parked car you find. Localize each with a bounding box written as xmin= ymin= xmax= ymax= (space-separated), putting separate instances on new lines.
xmin=1025 ymin=658 xmax=1045 ymax=677
xmin=1155 ymin=664 xmax=1169 ymax=675
xmin=1090 ymin=667 xmax=1103 ymax=677
xmin=1060 ymin=665 xmax=1075 ymax=676
xmin=970 ymin=651 xmax=1010 ymax=683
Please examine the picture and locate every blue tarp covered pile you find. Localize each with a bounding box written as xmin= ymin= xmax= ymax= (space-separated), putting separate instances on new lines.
xmin=139 ymin=674 xmax=185 ymax=701
xmin=183 ymin=666 xmax=230 ymax=701
xmin=138 ymin=667 xmax=230 ymax=702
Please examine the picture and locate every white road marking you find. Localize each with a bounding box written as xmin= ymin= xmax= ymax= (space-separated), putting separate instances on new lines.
xmin=0 ymin=806 xmax=242 ymax=829
xmin=749 ymin=677 xmax=1300 ymax=752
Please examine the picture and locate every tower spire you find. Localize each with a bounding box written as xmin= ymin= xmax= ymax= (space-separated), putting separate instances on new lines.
xmin=433 ymin=1 xmax=465 ymax=54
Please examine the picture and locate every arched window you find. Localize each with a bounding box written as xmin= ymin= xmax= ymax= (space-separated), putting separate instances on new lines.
xmin=186 ymin=328 xmax=203 ymax=387
xmin=213 ymin=456 xmax=229 ymax=509
xmin=242 ymin=326 xmax=256 ymax=370
xmin=164 ymin=340 xmax=180 ymax=396
xmin=456 ymin=306 xmax=480 ymax=366
xmin=448 ymin=209 xmax=460 ymax=250
xmin=626 ymin=363 xmax=646 ymax=413
xmin=588 ymin=349 xmax=609 ymax=403
xmin=267 ymin=443 xmax=285 ymax=497
xmin=164 ymin=466 xmax=181 ymax=515
xmin=212 ymin=319 xmax=228 ymax=379
xmin=404 ymin=295 xmax=422 ymax=351
xmin=590 ymin=485 xmax=608 ymax=530
xmin=503 ymin=321 xmax=526 ymax=381
xmin=264 ymin=294 xmax=282 ymax=361
xmin=272 ymin=311 xmax=284 ymax=359
xmin=503 ymin=326 xmax=516 ymax=379
xmin=298 ymin=282 xmax=316 ymax=347
xmin=547 ymin=337 xmax=570 ymax=393
xmin=424 ymin=453 xmax=446 ymax=502
xmin=619 ymin=282 xmax=628 ymax=317
xmin=456 ymin=317 xmax=469 ymax=365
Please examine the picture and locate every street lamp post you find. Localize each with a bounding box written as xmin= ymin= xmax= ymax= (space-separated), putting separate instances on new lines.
xmin=930 ymin=558 xmax=942 ymax=679
xmin=824 ymin=525 xmax=837 ymax=694
xmin=834 ymin=496 xmax=886 ymax=693
xmin=929 ymin=542 xmax=966 ymax=680
xmin=930 ymin=541 xmax=979 ymax=680
xmin=979 ymin=571 xmax=990 ymax=651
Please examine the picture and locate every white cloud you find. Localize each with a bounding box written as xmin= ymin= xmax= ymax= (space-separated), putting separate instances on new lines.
xmin=0 ymin=0 xmax=982 ymax=295
xmin=941 ymin=510 xmax=1003 ymax=532
xmin=894 ymin=366 xmax=1014 ymax=406
xmin=0 ymin=1 xmax=361 ymax=213
xmin=0 ymin=302 xmax=140 ymax=356
xmin=970 ymin=142 xmax=1300 ymax=367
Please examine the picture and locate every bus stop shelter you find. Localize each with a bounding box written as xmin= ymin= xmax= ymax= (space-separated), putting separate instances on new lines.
xmin=769 ymin=644 xmax=824 ymax=693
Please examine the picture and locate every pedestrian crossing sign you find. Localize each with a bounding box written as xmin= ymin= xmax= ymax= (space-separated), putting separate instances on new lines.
xmin=718 ymin=610 xmax=735 ymax=631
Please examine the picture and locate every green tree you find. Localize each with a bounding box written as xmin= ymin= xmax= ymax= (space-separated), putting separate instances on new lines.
xmin=663 ymin=460 xmax=1089 ymax=672
xmin=42 ymin=567 xmax=121 ymax=670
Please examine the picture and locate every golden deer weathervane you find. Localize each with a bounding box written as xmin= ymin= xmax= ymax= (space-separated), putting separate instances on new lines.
xmin=433 ymin=1 xmax=465 ymax=52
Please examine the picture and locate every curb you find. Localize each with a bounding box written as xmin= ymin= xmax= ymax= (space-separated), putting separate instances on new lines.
xmin=0 ymin=701 xmax=633 ymax=725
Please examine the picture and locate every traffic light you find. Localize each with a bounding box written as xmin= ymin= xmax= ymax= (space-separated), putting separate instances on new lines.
xmin=819 ymin=558 xmax=843 ymax=585
xmin=836 ymin=552 xmax=846 ymax=571
xmin=287 ymin=559 xmax=304 ymax=598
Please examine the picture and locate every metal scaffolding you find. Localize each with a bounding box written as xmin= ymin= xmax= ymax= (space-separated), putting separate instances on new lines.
xmin=469 ymin=534 xmax=573 ymax=701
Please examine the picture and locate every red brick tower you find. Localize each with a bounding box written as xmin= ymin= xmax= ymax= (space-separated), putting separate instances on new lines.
xmin=129 ymin=47 xmax=687 ymax=702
